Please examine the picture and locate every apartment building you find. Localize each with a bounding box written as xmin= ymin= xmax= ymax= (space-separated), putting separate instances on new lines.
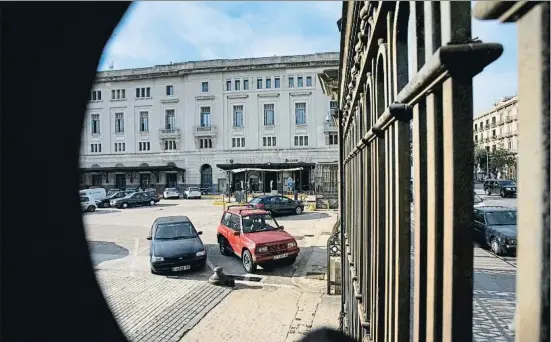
xmin=473 ymin=96 xmax=519 ymax=152
xmin=79 ymin=53 xmax=340 ymax=193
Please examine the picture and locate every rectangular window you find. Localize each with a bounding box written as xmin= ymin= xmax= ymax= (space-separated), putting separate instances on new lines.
xmin=306 ymin=76 xmax=312 ymax=87
xmin=200 ymin=106 xmax=211 ymax=127
xmin=235 ymin=79 xmax=240 ymax=91
xmin=263 ymin=104 xmax=275 ymax=126
xmin=90 ymin=114 xmax=100 ymax=134
xmin=289 ymin=77 xmax=295 ymax=88
xmin=90 ymin=143 xmax=101 ymax=153
xmin=135 ymin=87 xmax=151 ymax=98
xmin=263 ymin=136 xmax=276 ymax=147
xmin=138 ymin=141 xmax=151 ymax=151
xmin=199 ymin=138 xmax=213 ymax=149
xmin=164 ymin=140 xmax=177 ymax=150
xmin=226 ymin=80 xmax=231 ymax=91
xmin=202 ymin=82 xmax=209 ymax=92
xmin=112 ymin=89 xmax=125 ymax=100
xmin=139 ymin=111 xmax=149 ymax=132
xmin=233 ymin=105 xmax=244 ymax=128
xmin=295 ymin=102 xmax=306 ymax=125
xmin=166 ymin=85 xmax=174 ymax=96
xmin=328 ymin=133 xmax=338 ymax=145
xmin=111 ymin=90 xmax=115 ymax=99
xmin=297 ymin=76 xmax=303 ymax=87
xmin=294 ymin=135 xmax=308 ymax=146
xmin=165 ymin=109 xmax=175 ymax=130
xmin=330 ymin=100 xmax=338 ymax=108
xmin=266 ymin=78 xmax=271 ymax=89
xmin=232 ymin=137 xmax=245 ymax=148
xmin=257 ymin=78 xmax=263 ymax=89
xmin=274 ymin=77 xmax=280 ymax=89
xmin=90 ymin=90 xmax=102 ymax=101
xmin=114 ymin=142 xmax=126 ymax=152
xmin=115 ymin=113 xmax=124 ymax=133
xmin=243 ymin=79 xmax=249 ymax=90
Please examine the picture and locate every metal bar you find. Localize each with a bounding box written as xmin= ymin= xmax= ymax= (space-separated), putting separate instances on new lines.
xmin=338 ymin=108 xmax=346 ymax=333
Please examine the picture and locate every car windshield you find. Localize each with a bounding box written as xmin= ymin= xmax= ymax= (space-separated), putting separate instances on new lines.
xmin=155 ymin=222 xmax=196 ymax=240
xmin=498 ymin=181 xmax=516 ymax=187
xmin=80 ymin=197 xmax=89 ymax=202
xmin=474 ymin=192 xmax=483 ymax=204
xmin=249 ymin=197 xmax=262 ymax=204
xmin=241 ymin=214 xmax=278 ymax=233
xmin=485 ymin=211 xmax=517 ymax=225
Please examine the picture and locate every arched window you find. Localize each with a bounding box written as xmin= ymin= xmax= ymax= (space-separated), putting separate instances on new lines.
xmin=200 ymin=164 xmax=212 ymax=189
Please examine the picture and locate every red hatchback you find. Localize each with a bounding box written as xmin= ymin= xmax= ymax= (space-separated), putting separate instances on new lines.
xmin=216 ymin=205 xmax=300 ymax=273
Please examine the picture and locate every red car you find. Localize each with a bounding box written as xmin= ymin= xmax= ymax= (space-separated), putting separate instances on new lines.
xmin=216 ymin=205 xmax=300 ymax=273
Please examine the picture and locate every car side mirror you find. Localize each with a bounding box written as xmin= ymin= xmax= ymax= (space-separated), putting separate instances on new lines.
xmin=279 ymin=225 xmax=285 ymax=230
xmin=233 ymin=231 xmax=240 ymax=236
xmin=197 ymin=231 xmax=203 ymax=235
xmin=146 ymin=236 xmax=152 ymax=240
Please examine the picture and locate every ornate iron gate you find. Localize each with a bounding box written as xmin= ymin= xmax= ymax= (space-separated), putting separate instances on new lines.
xmin=334 ymin=1 xmax=549 ymax=342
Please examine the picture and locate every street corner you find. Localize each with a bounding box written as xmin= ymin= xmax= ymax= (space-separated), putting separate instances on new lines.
xmin=96 ymin=270 xmax=232 ymax=342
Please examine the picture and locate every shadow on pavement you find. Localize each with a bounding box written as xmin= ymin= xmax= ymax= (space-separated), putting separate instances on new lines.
xmin=275 ymin=212 xmax=330 ymax=221
xmin=88 ymin=241 xmax=129 ymax=266
xmin=164 ymin=267 xmax=212 ymax=281
xmin=84 ymin=209 xmax=121 ymax=215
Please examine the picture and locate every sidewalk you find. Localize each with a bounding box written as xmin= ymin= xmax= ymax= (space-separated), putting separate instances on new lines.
xmin=180 ymin=213 xmax=340 ymax=342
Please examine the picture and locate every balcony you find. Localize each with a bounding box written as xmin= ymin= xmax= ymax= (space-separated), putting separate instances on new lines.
xmin=484 ymin=124 xmax=490 ymax=129
xmin=484 ymin=137 xmax=490 ymax=143
xmin=158 ymin=128 xmax=181 ymax=139
xmin=491 ymin=122 xmax=497 ymax=128
xmin=505 ymin=116 xmax=513 ymax=123
xmin=491 ymin=135 xmax=497 ymax=141
xmin=194 ymin=125 xmax=217 ymax=137
xmin=324 ymin=121 xmax=338 ymax=132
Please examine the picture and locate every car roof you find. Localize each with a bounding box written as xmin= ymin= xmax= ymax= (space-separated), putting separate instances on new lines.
xmin=476 ymin=206 xmax=516 ymax=212
xmin=154 ymin=216 xmax=191 ymax=224
xmin=226 ymin=206 xmax=268 ymax=216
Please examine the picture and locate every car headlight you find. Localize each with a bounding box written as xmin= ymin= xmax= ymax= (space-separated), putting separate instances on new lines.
xmin=151 ymin=256 xmax=164 ymax=262
xmin=506 ymin=187 xmax=511 ymax=190
xmin=196 ymin=250 xmax=206 ymax=257
xmin=257 ymin=246 xmax=268 ymax=253
xmin=287 ymin=242 xmax=297 ymax=248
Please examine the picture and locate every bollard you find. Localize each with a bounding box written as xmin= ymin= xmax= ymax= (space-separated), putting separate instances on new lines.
xmin=208 ymin=266 xmax=235 ymax=287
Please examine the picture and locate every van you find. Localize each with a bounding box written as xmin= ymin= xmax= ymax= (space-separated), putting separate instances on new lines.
xmin=79 ymin=188 xmax=107 ymax=202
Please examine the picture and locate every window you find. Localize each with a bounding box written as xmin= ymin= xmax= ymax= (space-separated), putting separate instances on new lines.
xmin=90 ymin=90 xmax=102 ymax=101
xmin=90 ymin=143 xmax=101 ymax=153
xmin=202 ymin=82 xmax=209 ymax=92
xmin=111 ymin=89 xmax=126 ymax=100
xmin=115 ymin=113 xmax=124 ymax=133
xmin=243 ymin=79 xmax=249 ymax=90
xmin=226 ymin=80 xmax=231 ymax=91
xmin=330 ymin=100 xmax=338 ymax=109
xmin=138 ymin=141 xmax=151 ymax=151
xmin=294 ymin=135 xmax=309 ymax=146
xmin=90 ymin=114 xmax=100 ymax=134
xmin=306 ymin=76 xmax=312 ymax=87
xmin=263 ymin=104 xmax=275 ymax=126
xmin=508 ymin=140 xmax=512 ymax=150
xmin=233 ymin=105 xmax=244 ymax=128
xmin=139 ymin=111 xmax=149 ymax=132
xmin=328 ymin=133 xmax=338 ymax=145
xmin=257 ymin=78 xmax=263 ymax=89
xmin=263 ymin=136 xmax=276 ymax=147
xmin=232 ymin=137 xmax=246 ymax=148
xmin=135 ymin=87 xmax=151 ymax=99
xmin=91 ymin=175 xmax=102 ymax=186
xmin=164 ymin=140 xmax=177 ymax=150
xmin=114 ymin=142 xmax=126 ymax=152
xmin=297 ymin=76 xmax=303 ymax=87
xmin=235 ymin=79 xmax=240 ymax=91
xmin=200 ymin=106 xmax=211 ymax=127
xmin=266 ymin=78 xmax=271 ymax=89
xmin=274 ymin=77 xmax=280 ymax=89
xmin=289 ymin=77 xmax=295 ymax=88
xmin=166 ymin=85 xmax=174 ymax=96
xmin=165 ymin=109 xmax=175 ymax=130
xmin=295 ymin=102 xmax=306 ymax=125
xmin=200 ymin=138 xmax=213 ymax=149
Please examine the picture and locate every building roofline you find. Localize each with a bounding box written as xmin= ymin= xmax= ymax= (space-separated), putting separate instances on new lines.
xmin=474 ymin=95 xmax=518 ymax=120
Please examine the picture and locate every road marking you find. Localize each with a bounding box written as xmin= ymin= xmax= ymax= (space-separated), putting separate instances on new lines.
xmin=130 ymin=238 xmax=139 ymax=277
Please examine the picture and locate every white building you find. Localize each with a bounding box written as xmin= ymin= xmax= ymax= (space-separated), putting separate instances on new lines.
xmin=80 ymin=52 xmax=340 ymax=194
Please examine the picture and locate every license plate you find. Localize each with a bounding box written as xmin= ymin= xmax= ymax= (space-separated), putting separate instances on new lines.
xmin=273 ymin=253 xmax=289 ymax=260
xmin=172 ymin=265 xmax=191 ymax=271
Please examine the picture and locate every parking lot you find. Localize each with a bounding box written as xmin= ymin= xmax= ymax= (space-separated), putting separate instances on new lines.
xmin=83 ymin=198 xmax=336 ymax=341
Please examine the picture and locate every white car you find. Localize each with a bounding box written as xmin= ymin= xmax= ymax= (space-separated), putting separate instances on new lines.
xmin=163 ymin=187 xmax=180 ymax=199
xmin=184 ymin=187 xmax=202 ymax=199
xmin=80 ymin=196 xmax=97 ymax=212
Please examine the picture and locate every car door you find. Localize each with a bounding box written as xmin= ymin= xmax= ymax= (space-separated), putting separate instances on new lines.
xmin=473 ymin=209 xmax=486 ymax=241
xmin=279 ymin=196 xmax=295 ymax=212
xmin=132 ymin=192 xmax=144 ymax=206
xmin=227 ymin=214 xmax=243 ymax=255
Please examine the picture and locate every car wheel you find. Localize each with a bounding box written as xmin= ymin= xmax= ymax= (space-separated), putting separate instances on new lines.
xmin=87 ymin=205 xmax=96 ymax=212
xmin=219 ymin=238 xmax=231 ymax=256
xmin=198 ymin=196 xmax=202 ymax=200
xmin=500 ymin=190 xmax=506 ymax=198
xmin=122 ymin=202 xmax=128 ymax=209
xmin=149 ymin=200 xmax=155 ymax=206
xmin=295 ymin=206 xmax=303 ymax=215
xmin=491 ymin=238 xmax=502 ymax=256
xmin=486 ymin=189 xmax=492 ymax=196
xmin=242 ymin=249 xmax=257 ymax=273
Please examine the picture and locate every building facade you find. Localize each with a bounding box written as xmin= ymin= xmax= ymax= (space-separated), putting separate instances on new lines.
xmin=79 ymin=53 xmax=340 ymax=193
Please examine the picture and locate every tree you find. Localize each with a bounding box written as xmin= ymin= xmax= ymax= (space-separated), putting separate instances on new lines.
xmin=474 ymin=147 xmax=489 ymax=172
xmin=489 ymin=148 xmax=517 ymax=172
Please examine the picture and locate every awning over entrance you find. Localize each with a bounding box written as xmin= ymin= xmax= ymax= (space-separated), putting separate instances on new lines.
xmin=80 ymin=165 xmax=186 ymax=183
xmin=230 ymin=167 xmax=304 ymax=173
xmin=216 ymin=162 xmax=315 ymax=171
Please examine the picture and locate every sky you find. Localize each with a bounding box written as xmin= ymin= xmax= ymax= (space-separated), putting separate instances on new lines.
xmin=98 ymin=1 xmax=518 ymax=115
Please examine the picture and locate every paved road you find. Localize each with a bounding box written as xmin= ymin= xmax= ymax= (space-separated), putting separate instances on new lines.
xmin=83 ymin=199 xmax=336 ymax=341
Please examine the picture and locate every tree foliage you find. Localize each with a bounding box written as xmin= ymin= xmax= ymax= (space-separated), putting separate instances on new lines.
xmin=474 ymin=147 xmax=516 ymax=173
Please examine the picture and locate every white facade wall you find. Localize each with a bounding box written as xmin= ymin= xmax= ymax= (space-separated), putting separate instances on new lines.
xmin=80 ymin=53 xmax=340 ymax=189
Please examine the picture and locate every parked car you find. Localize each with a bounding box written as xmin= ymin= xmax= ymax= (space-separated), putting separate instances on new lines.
xmin=249 ymin=195 xmax=304 ymax=216
xmin=473 ymin=206 xmax=517 ymax=256
xmin=144 ymin=189 xmax=161 ymax=202
xmin=147 ymin=216 xmax=207 ymax=274
xmin=110 ymin=191 xmax=158 ymax=209
xmin=184 ymin=187 xmax=202 ymax=199
xmin=98 ymin=190 xmax=133 ymax=208
xmin=200 ymin=188 xmax=209 ymax=195
xmin=79 ymin=188 xmax=106 ymax=202
xmin=217 ymin=205 xmax=300 ymax=273
xmin=80 ymin=196 xmax=97 ymax=212
xmin=106 ymin=189 xmax=120 ymax=197
xmin=483 ymin=179 xmax=517 ymax=198
xmin=163 ymin=188 xmax=180 ymax=199
xmin=474 ymin=192 xmax=484 ymax=207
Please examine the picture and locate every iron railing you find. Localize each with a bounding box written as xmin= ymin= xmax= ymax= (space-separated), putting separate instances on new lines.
xmin=334 ymin=1 xmax=549 ymax=342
